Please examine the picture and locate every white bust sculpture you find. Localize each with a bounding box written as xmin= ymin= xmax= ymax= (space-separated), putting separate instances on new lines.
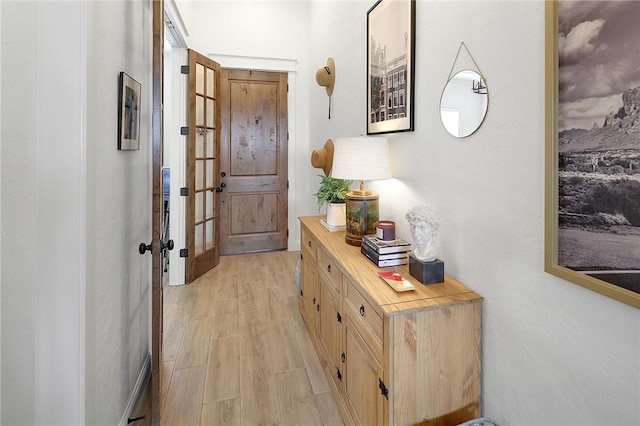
xmin=405 ymin=205 xmax=440 ymax=262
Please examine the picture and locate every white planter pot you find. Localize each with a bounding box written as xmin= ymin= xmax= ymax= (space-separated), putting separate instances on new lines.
xmin=326 ymin=203 xmax=346 ymax=227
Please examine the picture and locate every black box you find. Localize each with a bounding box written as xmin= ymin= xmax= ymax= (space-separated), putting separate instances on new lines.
xmin=409 ymin=255 xmax=444 ymax=285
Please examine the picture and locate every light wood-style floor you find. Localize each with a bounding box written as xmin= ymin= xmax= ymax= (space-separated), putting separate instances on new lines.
xmin=160 ymin=251 xmax=345 ymax=425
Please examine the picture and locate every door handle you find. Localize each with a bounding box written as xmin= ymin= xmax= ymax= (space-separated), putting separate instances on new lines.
xmin=139 ymin=242 xmax=152 ymax=255
xmin=215 ymin=182 xmax=227 ymax=193
xmin=139 ymin=239 xmax=174 ymax=255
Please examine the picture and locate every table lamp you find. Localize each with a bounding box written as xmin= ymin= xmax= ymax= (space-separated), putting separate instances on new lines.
xmin=331 ymin=136 xmax=392 ymax=245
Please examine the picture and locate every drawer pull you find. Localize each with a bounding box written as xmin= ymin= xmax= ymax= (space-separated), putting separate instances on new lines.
xmin=359 ymin=304 xmax=365 ymax=317
xmin=313 ymin=297 xmax=316 ymax=305
xmin=327 ymin=264 xmax=331 ymax=273
xmin=308 ymin=240 xmax=312 ymax=247
xmin=341 ymin=352 xmax=345 ymax=363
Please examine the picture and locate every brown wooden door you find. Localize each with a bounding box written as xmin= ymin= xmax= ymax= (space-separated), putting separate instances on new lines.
xmin=151 ymin=2 xmax=164 ymax=424
xmin=185 ymin=50 xmax=222 ymax=283
xmin=219 ymin=69 xmax=288 ymax=254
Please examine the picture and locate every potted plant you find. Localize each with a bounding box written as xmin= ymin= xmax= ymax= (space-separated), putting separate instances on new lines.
xmin=316 ymin=175 xmax=352 ymax=227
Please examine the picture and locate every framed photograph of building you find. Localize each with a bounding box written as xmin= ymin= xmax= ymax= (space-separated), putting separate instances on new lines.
xmin=545 ymin=1 xmax=640 ymax=309
xmin=367 ymin=0 xmax=415 ymax=135
xmin=118 ymin=72 xmax=141 ymax=150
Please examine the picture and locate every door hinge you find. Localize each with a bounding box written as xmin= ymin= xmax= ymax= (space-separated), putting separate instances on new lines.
xmin=379 ymin=378 xmax=389 ymax=399
xmin=287 ymin=132 xmax=289 ymax=141
xmin=287 ymin=180 xmax=290 ymax=189
xmin=337 ymin=311 xmax=342 ymax=323
xmin=181 ymin=65 xmax=189 ymax=74
xmin=337 ymin=368 xmax=342 ymax=382
xmin=287 ymin=229 xmax=289 ymax=237
xmin=180 ymin=126 xmax=189 ymax=136
xmin=179 ymin=248 xmax=188 ymax=258
xmin=287 ymin=83 xmax=289 ymax=92
xmin=300 ymin=289 xmax=303 ymax=296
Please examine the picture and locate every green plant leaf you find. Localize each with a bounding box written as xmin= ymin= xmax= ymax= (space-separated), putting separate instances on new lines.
xmin=315 ymin=175 xmax=353 ymax=210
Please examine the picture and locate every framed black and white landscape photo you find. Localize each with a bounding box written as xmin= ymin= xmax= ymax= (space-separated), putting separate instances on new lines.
xmin=367 ymin=0 xmax=415 ymax=135
xmin=545 ymin=1 xmax=640 ymax=309
xmin=118 ymin=72 xmax=141 ymax=150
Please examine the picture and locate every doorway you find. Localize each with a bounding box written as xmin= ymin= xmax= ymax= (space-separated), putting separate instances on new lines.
xmin=219 ymin=69 xmax=289 ymax=255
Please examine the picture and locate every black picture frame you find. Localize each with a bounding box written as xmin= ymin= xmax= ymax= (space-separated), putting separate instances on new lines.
xmin=118 ymin=72 xmax=141 ymax=151
xmin=545 ymin=1 xmax=640 ymax=309
xmin=367 ymin=0 xmax=415 ymax=135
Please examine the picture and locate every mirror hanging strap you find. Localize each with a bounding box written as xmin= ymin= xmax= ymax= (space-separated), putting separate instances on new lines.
xmin=446 ymin=41 xmax=487 ymax=84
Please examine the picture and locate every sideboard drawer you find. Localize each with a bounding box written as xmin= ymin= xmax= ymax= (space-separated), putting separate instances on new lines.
xmin=301 ymin=228 xmax=317 ymax=260
xmin=344 ymin=277 xmax=383 ymax=346
xmin=318 ymin=248 xmax=341 ymax=294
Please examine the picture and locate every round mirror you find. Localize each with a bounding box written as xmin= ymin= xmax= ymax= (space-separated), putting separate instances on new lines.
xmin=440 ymin=70 xmax=488 ymax=138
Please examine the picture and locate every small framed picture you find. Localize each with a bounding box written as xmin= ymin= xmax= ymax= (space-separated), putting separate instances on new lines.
xmin=118 ymin=72 xmax=141 ymax=150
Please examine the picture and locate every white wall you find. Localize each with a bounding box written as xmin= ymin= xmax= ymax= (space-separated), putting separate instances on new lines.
xmin=1 ymin=2 xmax=37 ymax=422
xmin=307 ymin=1 xmax=640 ymax=425
xmin=84 ymin=2 xmax=152 ymax=423
xmin=1 ymin=1 xmax=152 ymax=423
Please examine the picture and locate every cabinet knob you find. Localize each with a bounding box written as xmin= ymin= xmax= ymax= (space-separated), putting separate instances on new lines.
xmin=313 ymin=297 xmax=316 ymax=305
xmin=308 ymin=240 xmax=312 ymax=247
xmin=359 ymin=305 xmax=365 ymax=317
xmin=327 ymin=264 xmax=331 ymax=273
xmin=341 ymin=352 xmax=345 ymax=363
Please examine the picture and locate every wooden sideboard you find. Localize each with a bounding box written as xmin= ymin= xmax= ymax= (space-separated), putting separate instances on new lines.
xmin=298 ymin=216 xmax=483 ymax=426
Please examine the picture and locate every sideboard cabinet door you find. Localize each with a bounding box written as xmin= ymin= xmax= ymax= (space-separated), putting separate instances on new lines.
xmin=344 ymin=315 xmax=384 ymax=426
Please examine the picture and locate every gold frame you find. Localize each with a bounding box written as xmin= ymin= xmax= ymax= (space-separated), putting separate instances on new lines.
xmin=544 ymin=1 xmax=640 ymax=309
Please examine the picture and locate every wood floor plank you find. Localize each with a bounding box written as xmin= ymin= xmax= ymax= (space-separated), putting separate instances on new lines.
xmin=239 ymin=312 xmax=269 ymax=358
xmin=315 ymin=391 xmax=346 ymax=426
xmin=268 ymin=318 xmax=305 ymax=373
xmin=274 ymin=368 xmax=323 ymax=426
xmin=295 ymin=330 xmax=330 ymax=394
xmin=164 ymin=283 xmax=196 ymax=317
xmin=240 ymin=355 xmax=281 ymax=425
xmin=174 ymin=317 xmax=212 ymax=369
xmin=201 ymin=399 xmax=241 ymax=426
xmin=161 ymin=365 xmax=206 ymax=426
xmin=260 ymin=265 xmax=279 ymax=288
xmin=277 ymin=270 xmax=296 ymax=296
xmin=204 ymin=336 xmax=240 ymax=403
xmin=237 ymin=258 xmax=261 ymax=285
xmin=161 ymin=360 xmax=174 ymax=413
xmin=190 ymin=286 xmax=218 ymax=319
xmin=287 ymin=297 xmax=307 ymax=333
xmin=162 ymin=311 xmax=189 ymax=362
xmin=238 ymin=282 xmax=266 ymax=314
xmin=211 ymin=299 xmax=239 ymax=339
xmin=212 ymin=274 xmax=239 ymax=300
xmin=268 ymin=287 xmax=288 ymax=320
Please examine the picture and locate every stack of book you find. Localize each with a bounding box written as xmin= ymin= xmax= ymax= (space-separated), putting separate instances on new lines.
xmin=361 ymin=234 xmax=411 ymax=267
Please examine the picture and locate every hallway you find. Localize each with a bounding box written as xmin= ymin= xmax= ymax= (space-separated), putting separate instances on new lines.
xmin=160 ymin=251 xmax=344 ymax=425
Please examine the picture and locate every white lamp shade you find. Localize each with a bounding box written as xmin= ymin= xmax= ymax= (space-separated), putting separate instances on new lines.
xmin=330 ymin=136 xmax=392 ymax=181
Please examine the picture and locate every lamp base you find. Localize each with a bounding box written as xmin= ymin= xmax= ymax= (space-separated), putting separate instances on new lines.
xmin=344 ymin=192 xmax=379 ymax=246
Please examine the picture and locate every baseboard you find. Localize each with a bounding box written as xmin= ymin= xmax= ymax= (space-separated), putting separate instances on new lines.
xmin=119 ymin=353 xmax=151 ymax=426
